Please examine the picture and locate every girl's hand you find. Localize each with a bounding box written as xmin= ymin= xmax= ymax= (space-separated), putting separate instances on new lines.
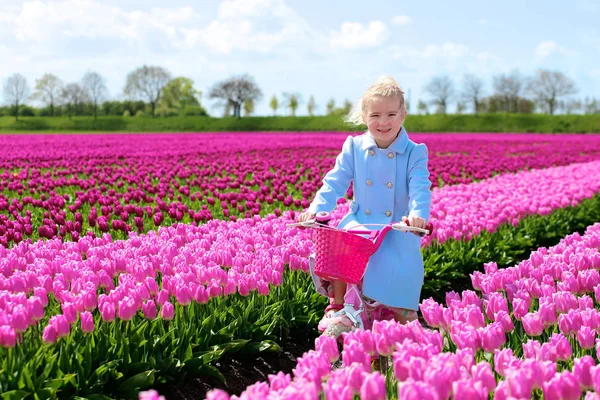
xmin=402 ymin=216 xmax=427 ymax=236
xmin=297 ymin=212 xmax=315 ymax=223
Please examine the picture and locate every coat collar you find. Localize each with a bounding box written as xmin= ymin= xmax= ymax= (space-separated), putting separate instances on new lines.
xmin=359 ymin=126 xmax=409 ymax=154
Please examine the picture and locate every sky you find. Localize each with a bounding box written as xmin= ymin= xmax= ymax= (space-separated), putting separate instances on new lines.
xmin=0 ymin=0 xmax=598 ymax=116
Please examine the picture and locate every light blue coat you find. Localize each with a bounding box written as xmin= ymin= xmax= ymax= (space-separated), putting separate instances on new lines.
xmin=308 ymin=127 xmax=432 ymax=310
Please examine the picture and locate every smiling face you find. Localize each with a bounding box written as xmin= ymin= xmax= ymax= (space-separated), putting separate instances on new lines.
xmin=363 ymin=95 xmax=405 ymax=149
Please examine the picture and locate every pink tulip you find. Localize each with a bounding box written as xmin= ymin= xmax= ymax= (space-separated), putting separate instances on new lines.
xmin=480 ymin=322 xmax=506 ymax=353
xmin=175 ymin=284 xmax=192 ymax=305
xmin=573 ymin=356 xmax=595 ymax=390
xmin=493 ymin=310 xmax=514 ymax=333
xmin=512 ymin=298 xmax=529 ymax=321
xmin=577 ymin=326 xmax=596 ymax=350
xmin=420 ymin=298 xmax=444 ymax=328
xmin=452 ymin=379 xmax=488 ymax=400
xmin=315 ymin=335 xmax=339 ymax=363
xmin=142 ymin=300 xmax=157 ymax=320
xmin=549 ymin=333 xmax=573 ymax=361
xmin=11 ymin=304 xmax=30 ymax=333
xmin=342 ymin=341 xmax=370 ymax=370
xmin=397 ymin=379 xmax=440 ymax=400
xmin=0 ymin=326 xmax=16 ymax=348
xmin=156 ymin=289 xmax=169 ymax=307
xmin=360 ymin=372 xmax=386 ymax=400
xmin=522 ymin=312 xmax=544 ymax=336
xmin=80 ymin=311 xmax=94 ymax=333
xmin=471 ymin=361 xmax=496 ymax=392
xmin=53 ymin=315 xmax=70 ymax=338
xmin=27 ymin=296 xmax=44 ymax=321
xmin=267 ymin=371 xmax=291 ymax=392
xmin=538 ymin=301 xmax=557 ymax=328
xmin=160 ymin=301 xmax=174 ymax=321
xmin=100 ymin=302 xmax=116 ymax=322
xmin=42 ymin=324 xmax=58 ymax=344
xmin=138 ymin=390 xmax=165 ymax=400
xmin=62 ymin=302 xmax=77 ymax=324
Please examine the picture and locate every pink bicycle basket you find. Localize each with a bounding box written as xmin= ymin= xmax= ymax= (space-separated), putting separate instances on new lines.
xmin=313 ymin=227 xmax=377 ymax=285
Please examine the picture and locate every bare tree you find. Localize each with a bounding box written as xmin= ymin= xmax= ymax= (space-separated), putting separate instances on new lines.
xmin=61 ymin=83 xmax=89 ymax=120
xmin=32 ymin=73 xmax=63 ymax=117
xmin=461 ymin=74 xmax=485 ymax=115
xmin=526 ymin=70 xmax=577 ymax=115
xmin=124 ymin=65 xmax=171 ymax=117
xmin=584 ymin=97 xmax=599 ymax=114
xmin=307 ymin=95 xmax=316 ymax=116
xmin=563 ymin=99 xmax=582 ymax=114
xmin=493 ymin=70 xmax=523 ymax=113
xmin=208 ymin=74 xmax=262 ymax=118
xmin=82 ymin=71 xmax=108 ymax=120
xmin=424 ymin=75 xmax=454 ymax=114
xmin=417 ymin=100 xmax=428 ymax=115
xmin=282 ymin=92 xmax=301 ymax=117
xmin=3 ymin=73 xmax=31 ymax=121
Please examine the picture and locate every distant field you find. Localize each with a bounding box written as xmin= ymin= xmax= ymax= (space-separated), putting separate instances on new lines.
xmin=1 ymin=113 xmax=599 ymax=133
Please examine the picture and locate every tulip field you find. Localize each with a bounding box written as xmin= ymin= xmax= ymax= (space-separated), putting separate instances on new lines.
xmin=1 ymin=132 xmax=600 ymax=400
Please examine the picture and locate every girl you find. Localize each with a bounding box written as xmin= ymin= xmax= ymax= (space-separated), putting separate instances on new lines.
xmin=297 ymin=76 xmax=432 ymax=332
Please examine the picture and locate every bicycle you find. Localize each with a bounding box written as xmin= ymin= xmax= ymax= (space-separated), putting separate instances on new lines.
xmin=287 ymin=211 xmax=433 ymax=337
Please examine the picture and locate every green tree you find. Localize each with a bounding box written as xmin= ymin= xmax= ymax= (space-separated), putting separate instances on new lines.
xmin=326 ymin=98 xmax=335 ymax=115
xmin=283 ymin=92 xmax=301 ymax=117
xmin=243 ymin=98 xmax=255 ymax=116
xmin=269 ymin=95 xmax=279 ymax=115
xmin=32 ymin=73 xmax=63 ymax=117
xmin=159 ymin=77 xmax=203 ymax=116
xmin=417 ymin=100 xmax=428 ymax=115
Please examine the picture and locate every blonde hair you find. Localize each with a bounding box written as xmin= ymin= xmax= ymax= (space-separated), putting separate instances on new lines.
xmin=345 ymin=76 xmax=407 ymax=126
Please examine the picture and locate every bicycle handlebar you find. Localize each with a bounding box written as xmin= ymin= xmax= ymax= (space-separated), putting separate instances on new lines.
xmin=287 ymin=219 xmax=433 ymax=236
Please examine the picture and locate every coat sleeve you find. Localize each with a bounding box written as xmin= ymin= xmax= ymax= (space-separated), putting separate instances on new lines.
xmin=308 ymin=136 xmax=355 ymax=214
xmin=407 ymin=143 xmax=432 ymax=221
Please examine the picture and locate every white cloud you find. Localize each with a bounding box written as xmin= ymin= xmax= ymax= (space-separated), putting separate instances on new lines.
xmin=534 ymin=40 xmax=577 ymax=58
xmin=391 ymin=15 xmax=411 ymax=25
xmin=329 ymin=21 xmax=389 ymax=49
xmin=422 ymin=42 xmax=471 ymax=58
xmin=476 ymin=19 xmax=501 ymax=27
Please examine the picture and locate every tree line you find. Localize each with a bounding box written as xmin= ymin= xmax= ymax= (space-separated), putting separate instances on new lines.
xmin=2 ymin=66 xmax=599 ymax=121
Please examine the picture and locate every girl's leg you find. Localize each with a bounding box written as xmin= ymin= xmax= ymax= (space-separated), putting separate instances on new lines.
xmin=390 ymin=307 xmax=418 ymax=324
xmin=332 ymin=280 xmax=347 ymax=305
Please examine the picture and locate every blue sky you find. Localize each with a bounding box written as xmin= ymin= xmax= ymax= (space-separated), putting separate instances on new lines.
xmin=0 ymin=0 xmax=598 ymax=116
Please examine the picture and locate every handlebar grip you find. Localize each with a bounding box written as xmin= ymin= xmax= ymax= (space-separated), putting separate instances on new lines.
xmin=425 ymin=222 xmax=434 ymax=236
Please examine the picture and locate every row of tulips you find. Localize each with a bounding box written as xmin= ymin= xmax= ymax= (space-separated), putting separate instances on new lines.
xmin=1 ymin=158 xmax=599 ymax=351
xmin=1 ymin=133 xmax=600 ymax=247
xmin=200 ymin=222 xmax=600 ymax=399
xmin=2 ymin=159 xmax=600 ymax=347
